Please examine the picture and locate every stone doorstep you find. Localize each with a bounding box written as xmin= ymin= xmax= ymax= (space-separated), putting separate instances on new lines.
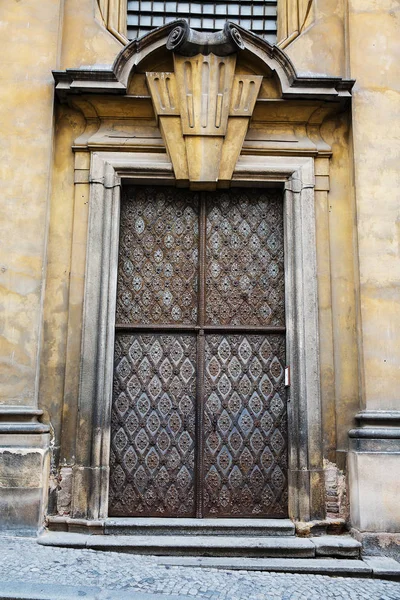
xmin=48 ymin=516 xmax=346 ymax=538
xmin=158 ymin=556 xmax=372 ymax=576
xmin=37 ymin=532 xmax=361 ymax=559
xmin=362 ymin=556 xmax=400 ymax=579
xmin=104 ymin=517 xmax=296 ymax=537
xmin=157 ymin=556 xmax=400 ymax=580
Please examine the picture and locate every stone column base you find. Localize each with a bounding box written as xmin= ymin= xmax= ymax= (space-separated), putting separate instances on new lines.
xmin=0 ymin=407 xmax=50 ymax=535
xmin=350 ymin=528 xmax=400 ymax=560
xmin=348 ymin=410 xmax=400 ymax=559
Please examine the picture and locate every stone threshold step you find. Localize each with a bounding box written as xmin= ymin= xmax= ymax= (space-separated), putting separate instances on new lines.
xmin=156 ymin=556 xmax=400 ymax=580
xmin=158 ymin=556 xmax=372 ymax=577
xmin=38 ymin=533 xmax=361 ymax=559
xmin=104 ymin=517 xmax=295 ymax=537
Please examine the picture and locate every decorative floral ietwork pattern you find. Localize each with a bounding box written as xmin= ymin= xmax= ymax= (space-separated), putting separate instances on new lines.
xmin=116 ymin=187 xmax=199 ymax=325
xmin=109 ymin=333 xmax=197 ymax=516
xmin=203 ymin=334 xmax=287 ymax=517
xmin=206 ymin=189 xmax=284 ymax=326
xmin=110 ymin=186 xmax=287 ymax=517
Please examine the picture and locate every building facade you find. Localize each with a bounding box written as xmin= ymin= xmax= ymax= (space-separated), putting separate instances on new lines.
xmin=1 ymin=0 xmax=399 ymax=556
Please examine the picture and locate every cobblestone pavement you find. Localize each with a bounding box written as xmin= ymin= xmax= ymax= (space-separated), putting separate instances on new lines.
xmin=0 ymin=536 xmax=400 ymax=599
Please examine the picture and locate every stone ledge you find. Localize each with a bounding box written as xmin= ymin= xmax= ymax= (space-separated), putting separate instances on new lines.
xmin=0 ymin=580 xmax=192 ymax=600
xmin=351 ymin=529 xmax=400 ymax=561
xmin=104 ymin=517 xmax=296 ymax=537
xmin=0 ymin=407 xmax=50 ymax=435
xmin=38 ymin=532 xmax=361 ymax=559
xmin=38 ymin=532 xmax=316 ymax=557
xmin=46 ymin=516 xmax=105 ymax=535
xmin=349 ymin=428 xmax=400 ymax=439
xmin=312 ymin=535 xmax=361 ymax=558
xmin=355 ymin=411 xmax=400 ymax=427
xmin=363 ymin=556 xmax=400 ymax=579
xmin=157 ymin=556 xmax=372 ymax=576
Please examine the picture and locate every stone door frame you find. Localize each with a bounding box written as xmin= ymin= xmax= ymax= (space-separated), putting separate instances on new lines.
xmin=72 ymin=150 xmax=324 ymax=523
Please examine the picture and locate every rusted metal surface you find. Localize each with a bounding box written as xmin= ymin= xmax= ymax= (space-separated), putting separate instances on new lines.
xmin=110 ymin=186 xmax=287 ymax=518
xmin=109 ymin=333 xmax=197 ymax=517
xmin=205 ymin=189 xmax=285 ymax=327
xmin=203 ymin=334 xmax=287 ymax=517
xmin=116 ymin=187 xmax=199 ymax=325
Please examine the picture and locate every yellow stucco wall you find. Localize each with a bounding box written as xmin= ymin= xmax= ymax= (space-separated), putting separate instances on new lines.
xmin=0 ymin=0 xmax=63 ymax=406
xmin=349 ymin=0 xmax=400 ymax=410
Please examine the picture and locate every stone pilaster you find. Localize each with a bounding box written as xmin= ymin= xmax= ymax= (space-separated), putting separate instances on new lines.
xmin=348 ymin=411 xmax=400 ymax=557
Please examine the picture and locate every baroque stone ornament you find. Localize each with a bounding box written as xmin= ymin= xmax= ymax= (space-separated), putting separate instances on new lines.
xmin=146 ymin=21 xmax=262 ymax=189
xmin=166 ymin=20 xmax=245 ymax=56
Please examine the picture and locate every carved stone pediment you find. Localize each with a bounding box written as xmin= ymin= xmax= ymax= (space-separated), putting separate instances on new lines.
xmin=53 ymin=20 xmax=354 ymax=188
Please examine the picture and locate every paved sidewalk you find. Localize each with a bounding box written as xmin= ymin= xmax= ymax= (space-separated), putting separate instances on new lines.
xmin=0 ymin=535 xmax=400 ymax=600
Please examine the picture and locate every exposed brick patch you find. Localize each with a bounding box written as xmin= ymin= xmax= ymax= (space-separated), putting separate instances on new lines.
xmin=56 ymin=467 xmax=73 ymax=516
xmin=324 ymin=459 xmax=349 ymax=520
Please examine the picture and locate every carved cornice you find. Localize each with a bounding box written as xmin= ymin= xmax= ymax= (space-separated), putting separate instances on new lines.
xmin=53 ymin=20 xmax=354 ymax=101
xmin=166 ymin=20 xmax=245 ymax=56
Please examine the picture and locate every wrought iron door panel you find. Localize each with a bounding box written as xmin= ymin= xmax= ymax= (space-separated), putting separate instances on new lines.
xmin=110 ymin=185 xmax=288 ymax=518
xmin=116 ymin=187 xmax=199 ymax=325
xmin=205 ymin=189 xmax=284 ymax=326
xmin=203 ymin=334 xmax=287 ymax=517
xmin=109 ymin=333 xmax=197 ymax=517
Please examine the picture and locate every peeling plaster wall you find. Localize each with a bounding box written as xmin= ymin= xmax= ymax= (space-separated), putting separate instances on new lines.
xmin=346 ymin=2 xmax=400 ymax=540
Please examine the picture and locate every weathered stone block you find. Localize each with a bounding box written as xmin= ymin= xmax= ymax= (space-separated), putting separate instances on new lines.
xmin=0 ymin=487 xmax=44 ymax=535
xmin=0 ymin=436 xmax=50 ymax=534
xmin=349 ymin=451 xmax=400 ymax=534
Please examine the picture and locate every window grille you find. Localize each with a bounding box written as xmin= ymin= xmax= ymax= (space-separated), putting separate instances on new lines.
xmin=127 ymin=1 xmax=277 ymax=44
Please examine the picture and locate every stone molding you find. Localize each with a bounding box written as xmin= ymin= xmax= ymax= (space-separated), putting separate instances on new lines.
xmin=354 ymin=410 xmax=400 ymax=427
xmin=0 ymin=407 xmax=50 ymax=435
xmin=69 ymin=150 xmax=323 ymax=522
xmin=53 ymin=20 xmax=353 ymax=101
xmin=349 ymin=410 xmax=400 ymax=453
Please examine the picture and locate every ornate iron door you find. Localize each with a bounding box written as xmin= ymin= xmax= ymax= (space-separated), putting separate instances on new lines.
xmin=109 ymin=187 xmax=287 ymax=518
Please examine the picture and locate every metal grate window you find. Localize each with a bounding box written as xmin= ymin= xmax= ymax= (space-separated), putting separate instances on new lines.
xmin=127 ymin=1 xmax=277 ymax=44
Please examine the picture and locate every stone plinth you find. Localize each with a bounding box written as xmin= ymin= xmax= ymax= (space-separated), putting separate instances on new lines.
xmin=0 ymin=408 xmax=50 ymax=535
